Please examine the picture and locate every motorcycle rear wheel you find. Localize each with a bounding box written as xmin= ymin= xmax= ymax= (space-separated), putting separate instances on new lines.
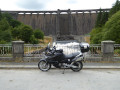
xmin=38 ymin=60 xmax=51 ymax=72
xmin=70 ymin=61 xmax=83 ymax=72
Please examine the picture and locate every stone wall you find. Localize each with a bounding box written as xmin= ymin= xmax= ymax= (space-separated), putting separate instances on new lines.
xmin=2 ymin=9 xmax=110 ymax=39
xmin=16 ymin=12 xmax=97 ymax=36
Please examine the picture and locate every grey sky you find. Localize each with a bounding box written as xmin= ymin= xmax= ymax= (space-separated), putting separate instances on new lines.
xmin=16 ymin=0 xmax=45 ymax=9
xmin=0 ymin=0 xmax=117 ymax=10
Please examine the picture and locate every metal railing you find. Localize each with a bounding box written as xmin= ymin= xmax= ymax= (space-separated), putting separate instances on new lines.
xmin=0 ymin=43 xmax=120 ymax=58
xmin=114 ymin=44 xmax=120 ymax=57
xmin=89 ymin=44 xmax=101 ymax=57
xmin=0 ymin=44 xmax=12 ymax=57
xmin=23 ymin=44 xmax=120 ymax=57
xmin=89 ymin=44 xmax=120 ymax=57
xmin=24 ymin=44 xmax=46 ymax=57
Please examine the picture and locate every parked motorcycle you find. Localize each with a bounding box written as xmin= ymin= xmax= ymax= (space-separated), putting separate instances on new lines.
xmin=38 ymin=42 xmax=89 ymax=72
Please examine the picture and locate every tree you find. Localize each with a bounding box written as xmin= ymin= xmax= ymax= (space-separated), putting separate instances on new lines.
xmin=10 ymin=19 xmax=22 ymax=28
xmin=0 ymin=12 xmax=12 ymax=43
xmin=90 ymin=0 xmax=120 ymax=44
xmin=102 ymin=11 xmax=120 ymax=43
xmin=0 ymin=9 xmax=2 ymax=21
xmin=95 ymin=9 xmax=109 ymax=28
xmin=90 ymin=9 xmax=108 ymax=44
xmin=101 ymin=12 xmax=109 ymax=26
xmin=2 ymin=12 xmax=13 ymax=25
xmin=0 ymin=18 xmax=11 ymax=31
xmin=109 ymin=0 xmax=120 ymax=17
xmin=0 ymin=11 xmax=45 ymax=44
xmin=95 ymin=9 xmax=103 ymax=27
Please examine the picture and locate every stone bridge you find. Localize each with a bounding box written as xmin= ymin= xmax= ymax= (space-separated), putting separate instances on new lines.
xmin=2 ymin=9 xmax=110 ymax=41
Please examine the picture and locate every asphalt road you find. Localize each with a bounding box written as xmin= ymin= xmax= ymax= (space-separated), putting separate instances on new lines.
xmin=0 ymin=69 xmax=120 ymax=90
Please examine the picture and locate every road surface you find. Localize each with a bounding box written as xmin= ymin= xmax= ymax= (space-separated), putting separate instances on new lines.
xmin=0 ymin=69 xmax=120 ymax=90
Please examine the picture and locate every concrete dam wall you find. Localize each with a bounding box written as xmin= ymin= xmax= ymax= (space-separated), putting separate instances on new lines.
xmin=2 ymin=9 xmax=110 ymax=40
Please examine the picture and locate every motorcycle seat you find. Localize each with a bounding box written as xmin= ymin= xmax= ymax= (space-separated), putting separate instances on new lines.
xmin=64 ymin=54 xmax=75 ymax=59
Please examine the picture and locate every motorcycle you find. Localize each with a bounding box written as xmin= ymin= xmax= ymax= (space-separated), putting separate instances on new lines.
xmin=38 ymin=42 xmax=89 ymax=72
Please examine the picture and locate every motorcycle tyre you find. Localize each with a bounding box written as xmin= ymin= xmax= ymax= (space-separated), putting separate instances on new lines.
xmin=70 ymin=61 xmax=83 ymax=72
xmin=38 ymin=60 xmax=51 ymax=72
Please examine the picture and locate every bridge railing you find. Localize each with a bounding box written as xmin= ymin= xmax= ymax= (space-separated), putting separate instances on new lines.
xmin=0 ymin=42 xmax=120 ymax=58
xmin=24 ymin=44 xmax=46 ymax=57
xmin=23 ymin=44 xmax=120 ymax=57
xmin=89 ymin=44 xmax=120 ymax=57
xmin=89 ymin=44 xmax=101 ymax=57
xmin=114 ymin=44 xmax=120 ymax=57
xmin=0 ymin=44 xmax=12 ymax=57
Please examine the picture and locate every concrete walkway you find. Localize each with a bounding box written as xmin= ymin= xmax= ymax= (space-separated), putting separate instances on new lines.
xmin=0 ymin=62 xmax=120 ymax=69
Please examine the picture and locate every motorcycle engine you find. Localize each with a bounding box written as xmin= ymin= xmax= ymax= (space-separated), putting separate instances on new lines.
xmin=53 ymin=63 xmax=62 ymax=68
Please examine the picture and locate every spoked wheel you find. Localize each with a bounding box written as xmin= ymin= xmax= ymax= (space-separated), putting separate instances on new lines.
xmin=38 ymin=60 xmax=51 ymax=72
xmin=70 ymin=61 xmax=83 ymax=72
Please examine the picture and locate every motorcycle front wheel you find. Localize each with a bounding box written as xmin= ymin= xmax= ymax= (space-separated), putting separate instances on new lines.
xmin=70 ymin=61 xmax=83 ymax=72
xmin=38 ymin=60 xmax=51 ymax=72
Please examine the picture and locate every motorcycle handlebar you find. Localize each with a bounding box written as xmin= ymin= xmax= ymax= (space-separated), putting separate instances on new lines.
xmin=45 ymin=46 xmax=56 ymax=55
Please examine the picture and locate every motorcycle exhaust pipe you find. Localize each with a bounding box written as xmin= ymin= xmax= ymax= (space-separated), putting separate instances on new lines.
xmin=63 ymin=64 xmax=77 ymax=68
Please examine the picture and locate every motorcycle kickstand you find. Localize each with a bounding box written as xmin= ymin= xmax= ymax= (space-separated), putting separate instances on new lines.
xmin=62 ymin=68 xmax=66 ymax=74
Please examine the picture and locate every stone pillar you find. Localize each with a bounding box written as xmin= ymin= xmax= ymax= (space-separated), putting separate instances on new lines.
xmin=37 ymin=13 xmax=39 ymax=28
xmin=30 ymin=13 xmax=32 ymax=26
xmin=68 ymin=9 xmax=73 ymax=35
xmin=56 ymin=9 xmax=60 ymax=39
xmin=44 ymin=13 xmax=46 ymax=34
xmin=82 ymin=12 xmax=85 ymax=35
xmin=23 ymin=13 xmax=25 ymax=23
xmin=89 ymin=11 xmax=91 ymax=33
xmin=75 ymin=11 xmax=78 ymax=35
xmin=101 ymin=41 xmax=115 ymax=61
xmin=12 ymin=41 xmax=24 ymax=61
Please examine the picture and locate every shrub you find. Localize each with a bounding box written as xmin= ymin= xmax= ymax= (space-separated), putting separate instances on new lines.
xmin=2 ymin=30 xmax=12 ymax=42
xmin=20 ymin=25 xmax=33 ymax=43
xmin=34 ymin=29 xmax=44 ymax=40
xmin=114 ymin=49 xmax=120 ymax=55
xmin=91 ymin=32 xmax=103 ymax=44
xmin=90 ymin=27 xmax=103 ymax=44
xmin=30 ymin=35 xmax=39 ymax=44
xmin=0 ymin=30 xmax=12 ymax=42
xmin=11 ymin=26 xmax=21 ymax=39
xmin=0 ymin=40 xmax=7 ymax=44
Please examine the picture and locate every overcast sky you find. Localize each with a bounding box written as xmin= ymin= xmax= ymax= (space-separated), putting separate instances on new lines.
xmin=0 ymin=0 xmax=117 ymax=10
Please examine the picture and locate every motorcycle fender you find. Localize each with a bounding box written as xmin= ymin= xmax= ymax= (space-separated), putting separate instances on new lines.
xmin=40 ymin=59 xmax=52 ymax=64
xmin=40 ymin=59 xmax=47 ymax=62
